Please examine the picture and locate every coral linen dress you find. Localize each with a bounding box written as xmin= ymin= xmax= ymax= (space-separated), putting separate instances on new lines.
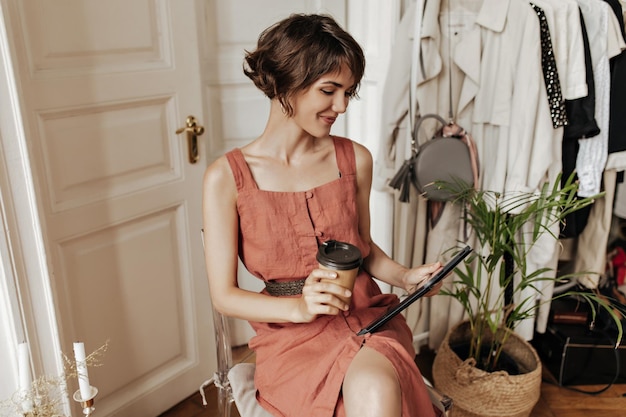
xmin=225 ymin=136 xmax=438 ymax=417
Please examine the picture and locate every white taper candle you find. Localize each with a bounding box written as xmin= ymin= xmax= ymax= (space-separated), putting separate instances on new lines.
xmin=73 ymin=342 xmax=92 ymax=400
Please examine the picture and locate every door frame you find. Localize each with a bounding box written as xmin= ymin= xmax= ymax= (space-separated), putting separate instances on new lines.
xmin=0 ymin=0 xmax=65 ymax=407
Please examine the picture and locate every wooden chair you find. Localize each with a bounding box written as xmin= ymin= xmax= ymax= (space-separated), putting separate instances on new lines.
xmin=199 ymin=231 xmax=453 ymax=416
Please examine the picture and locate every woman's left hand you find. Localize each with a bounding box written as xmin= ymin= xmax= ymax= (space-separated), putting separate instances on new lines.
xmin=403 ymin=262 xmax=443 ymax=297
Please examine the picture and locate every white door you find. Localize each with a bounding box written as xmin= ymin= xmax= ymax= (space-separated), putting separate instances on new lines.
xmin=2 ymin=1 xmax=213 ymax=415
xmin=1 ymin=0 xmax=397 ymax=415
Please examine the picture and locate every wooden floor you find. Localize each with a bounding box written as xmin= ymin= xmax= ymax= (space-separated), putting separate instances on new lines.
xmin=159 ymin=347 xmax=626 ymax=417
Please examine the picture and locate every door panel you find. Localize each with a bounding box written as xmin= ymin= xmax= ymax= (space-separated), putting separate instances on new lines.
xmin=55 ymin=207 xmax=195 ymax=404
xmin=4 ymin=0 xmax=212 ymax=415
xmin=36 ymin=97 xmax=179 ymax=213
xmin=21 ymin=0 xmax=168 ymax=75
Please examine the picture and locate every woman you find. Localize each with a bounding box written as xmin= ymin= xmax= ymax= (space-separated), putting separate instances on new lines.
xmin=202 ymin=13 xmax=443 ymax=417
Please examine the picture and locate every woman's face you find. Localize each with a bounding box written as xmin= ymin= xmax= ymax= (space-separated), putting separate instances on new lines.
xmin=290 ymin=64 xmax=356 ymax=138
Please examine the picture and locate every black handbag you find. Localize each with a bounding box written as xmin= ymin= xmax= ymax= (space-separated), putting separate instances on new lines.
xmin=389 ymin=113 xmax=476 ymax=202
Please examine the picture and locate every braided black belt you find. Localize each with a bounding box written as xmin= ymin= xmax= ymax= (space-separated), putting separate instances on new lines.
xmin=265 ymin=279 xmax=306 ymax=296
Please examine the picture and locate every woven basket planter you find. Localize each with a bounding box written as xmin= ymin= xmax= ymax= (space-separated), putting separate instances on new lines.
xmin=432 ymin=321 xmax=542 ymax=417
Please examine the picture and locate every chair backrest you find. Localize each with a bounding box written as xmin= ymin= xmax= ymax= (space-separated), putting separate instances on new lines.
xmin=200 ymin=229 xmax=269 ymax=417
xmin=210 ymin=306 xmax=236 ymax=417
xmin=199 ymin=229 xmax=235 ymax=417
xmin=199 ymin=229 xmax=452 ymax=416
xmin=210 ymin=308 xmax=274 ymax=417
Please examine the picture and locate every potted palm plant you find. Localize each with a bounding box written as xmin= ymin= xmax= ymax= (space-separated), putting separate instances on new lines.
xmin=431 ymin=174 xmax=624 ymax=417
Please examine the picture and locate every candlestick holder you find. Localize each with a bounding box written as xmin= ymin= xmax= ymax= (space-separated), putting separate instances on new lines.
xmin=72 ymin=386 xmax=98 ymax=416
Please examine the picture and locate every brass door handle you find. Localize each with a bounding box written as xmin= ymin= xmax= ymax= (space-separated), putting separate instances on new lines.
xmin=176 ymin=115 xmax=204 ymax=164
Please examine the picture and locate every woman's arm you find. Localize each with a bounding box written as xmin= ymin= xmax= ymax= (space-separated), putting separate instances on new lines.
xmin=353 ymin=142 xmax=442 ymax=293
xmin=202 ymin=156 xmax=350 ymax=323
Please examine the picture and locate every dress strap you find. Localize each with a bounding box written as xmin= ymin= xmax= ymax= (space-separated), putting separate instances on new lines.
xmin=332 ymin=136 xmax=356 ymax=177
xmin=225 ymin=148 xmax=258 ymax=192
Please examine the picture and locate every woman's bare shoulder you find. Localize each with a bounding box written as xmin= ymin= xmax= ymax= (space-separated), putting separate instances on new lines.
xmin=203 ymin=153 xmax=237 ymax=196
xmin=349 ymin=139 xmax=373 ymax=172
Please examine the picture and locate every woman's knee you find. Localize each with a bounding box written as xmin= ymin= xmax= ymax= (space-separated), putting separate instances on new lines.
xmin=343 ymin=347 xmax=401 ymax=411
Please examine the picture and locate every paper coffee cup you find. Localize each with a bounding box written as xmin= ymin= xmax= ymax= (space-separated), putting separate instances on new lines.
xmin=317 ymin=240 xmax=362 ymax=304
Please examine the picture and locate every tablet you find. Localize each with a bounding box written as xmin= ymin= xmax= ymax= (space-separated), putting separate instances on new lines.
xmin=357 ymin=245 xmax=472 ymax=336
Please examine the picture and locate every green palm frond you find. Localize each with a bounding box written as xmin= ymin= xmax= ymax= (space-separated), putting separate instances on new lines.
xmin=435 ymin=173 xmax=621 ymax=372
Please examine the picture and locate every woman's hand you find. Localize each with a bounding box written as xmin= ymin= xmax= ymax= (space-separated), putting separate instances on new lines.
xmin=403 ymin=262 xmax=443 ymax=297
xmin=294 ymin=269 xmax=351 ymax=323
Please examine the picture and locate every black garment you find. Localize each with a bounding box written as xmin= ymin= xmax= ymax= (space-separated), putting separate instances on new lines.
xmin=563 ymin=8 xmax=600 ymax=141
xmin=605 ymin=0 xmax=626 ymax=155
xmin=560 ymin=139 xmax=592 ymax=238
xmin=560 ymin=9 xmax=596 ymax=239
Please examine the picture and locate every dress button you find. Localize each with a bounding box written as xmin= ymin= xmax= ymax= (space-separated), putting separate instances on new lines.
xmin=315 ymin=231 xmax=324 ymax=237
xmin=305 ymin=191 xmax=313 ymax=199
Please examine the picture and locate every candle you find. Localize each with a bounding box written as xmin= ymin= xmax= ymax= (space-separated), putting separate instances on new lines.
xmin=73 ymin=342 xmax=92 ymax=400
xmin=17 ymin=342 xmax=33 ymax=411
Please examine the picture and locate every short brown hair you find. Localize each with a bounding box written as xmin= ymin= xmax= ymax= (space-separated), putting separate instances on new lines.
xmin=243 ymin=14 xmax=366 ymax=116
